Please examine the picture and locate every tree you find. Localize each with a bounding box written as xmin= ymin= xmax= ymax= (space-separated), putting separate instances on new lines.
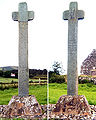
xmin=3 ymin=71 xmax=11 ymax=78
xmin=0 ymin=70 xmax=3 ymax=77
xmin=52 ymin=61 xmax=65 ymax=75
xmin=49 ymin=61 xmax=65 ymax=83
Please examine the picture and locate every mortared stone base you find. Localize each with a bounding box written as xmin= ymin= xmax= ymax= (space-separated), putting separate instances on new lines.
xmin=0 ymin=95 xmax=42 ymax=118
xmin=52 ymin=95 xmax=91 ymax=117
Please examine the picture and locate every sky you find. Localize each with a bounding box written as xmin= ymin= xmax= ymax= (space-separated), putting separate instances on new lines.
xmin=0 ymin=0 xmax=96 ymax=74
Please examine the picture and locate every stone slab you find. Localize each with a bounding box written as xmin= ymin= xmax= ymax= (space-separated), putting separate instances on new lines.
xmin=52 ymin=95 xmax=91 ymax=116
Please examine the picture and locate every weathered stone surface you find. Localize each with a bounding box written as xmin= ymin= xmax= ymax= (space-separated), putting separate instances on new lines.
xmin=18 ymin=21 xmax=29 ymax=97
xmin=48 ymin=104 xmax=96 ymax=119
xmin=81 ymin=49 xmax=96 ymax=76
xmin=12 ymin=2 xmax=34 ymax=22
xmin=12 ymin=2 xmax=34 ymax=97
xmin=0 ymin=96 xmax=42 ymax=118
xmin=52 ymin=95 xmax=91 ymax=117
xmin=1 ymin=104 xmax=96 ymax=119
xmin=63 ymin=2 xmax=84 ymax=95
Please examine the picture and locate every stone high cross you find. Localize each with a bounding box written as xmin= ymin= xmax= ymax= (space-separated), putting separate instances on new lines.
xmin=12 ymin=2 xmax=34 ymax=97
xmin=63 ymin=2 xmax=84 ymax=95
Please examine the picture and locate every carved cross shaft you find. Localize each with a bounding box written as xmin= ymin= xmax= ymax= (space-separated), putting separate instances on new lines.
xmin=63 ymin=2 xmax=84 ymax=95
xmin=12 ymin=2 xmax=34 ymax=97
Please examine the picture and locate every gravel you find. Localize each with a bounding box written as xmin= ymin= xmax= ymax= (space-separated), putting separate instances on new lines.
xmin=0 ymin=104 xmax=96 ymax=119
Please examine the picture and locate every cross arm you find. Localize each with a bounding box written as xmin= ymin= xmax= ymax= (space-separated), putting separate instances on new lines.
xmin=12 ymin=12 xmax=18 ymax=21
xmin=63 ymin=10 xmax=84 ymax=20
xmin=12 ymin=11 xmax=34 ymax=21
xmin=63 ymin=10 xmax=69 ymax=20
xmin=28 ymin=11 xmax=34 ymax=21
xmin=12 ymin=2 xmax=34 ymax=22
xmin=78 ymin=10 xmax=84 ymax=20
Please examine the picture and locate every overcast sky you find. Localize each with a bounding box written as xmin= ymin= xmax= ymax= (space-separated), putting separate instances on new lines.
xmin=0 ymin=0 xmax=96 ymax=74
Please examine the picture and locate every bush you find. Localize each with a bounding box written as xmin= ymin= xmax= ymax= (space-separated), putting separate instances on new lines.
xmin=49 ymin=74 xmax=65 ymax=83
xmin=78 ymin=79 xmax=90 ymax=84
xmin=3 ymin=71 xmax=11 ymax=78
xmin=49 ymin=76 xmax=56 ymax=83
xmin=0 ymin=83 xmax=18 ymax=90
xmin=11 ymin=80 xmax=17 ymax=84
xmin=0 ymin=70 xmax=3 ymax=77
xmin=29 ymin=80 xmax=33 ymax=83
xmin=87 ymin=83 xmax=94 ymax=87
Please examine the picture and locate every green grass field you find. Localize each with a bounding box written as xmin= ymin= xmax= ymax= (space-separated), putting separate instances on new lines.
xmin=49 ymin=83 xmax=96 ymax=105
xmin=0 ymin=80 xmax=96 ymax=105
xmin=0 ymin=77 xmax=18 ymax=83
xmin=0 ymin=77 xmax=47 ymax=83
xmin=0 ymin=84 xmax=47 ymax=105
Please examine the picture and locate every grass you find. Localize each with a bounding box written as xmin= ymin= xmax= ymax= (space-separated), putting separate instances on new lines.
xmin=0 ymin=84 xmax=47 ymax=105
xmin=0 ymin=118 xmax=24 ymax=120
xmin=0 ymin=80 xmax=96 ymax=105
xmin=49 ymin=83 xmax=96 ymax=105
xmin=0 ymin=77 xmax=47 ymax=83
xmin=0 ymin=77 xmax=18 ymax=83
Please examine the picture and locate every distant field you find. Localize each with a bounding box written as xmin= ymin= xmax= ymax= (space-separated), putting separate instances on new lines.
xmin=0 ymin=84 xmax=47 ymax=105
xmin=49 ymin=83 xmax=96 ymax=105
xmin=0 ymin=77 xmax=47 ymax=83
xmin=0 ymin=77 xmax=18 ymax=83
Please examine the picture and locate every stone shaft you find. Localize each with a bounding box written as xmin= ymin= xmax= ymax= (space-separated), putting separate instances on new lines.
xmin=12 ymin=2 xmax=34 ymax=97
xmin=67 ymin=19 xmax=78 ymax=95
xmin=18 ymin=22 xmax=29 ymax=97
xmin=63 ymin=2 xmax=84 ymax=95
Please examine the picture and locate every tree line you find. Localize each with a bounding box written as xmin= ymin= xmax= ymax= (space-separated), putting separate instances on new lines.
xmin=0 ymin=69 xmax=47 ymax=78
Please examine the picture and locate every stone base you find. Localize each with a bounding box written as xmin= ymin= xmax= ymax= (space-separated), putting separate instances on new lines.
xmin=0 ymin=95 xmax=42 ymax=118
xmin=52 ymin=95 xmax=91 ymax=116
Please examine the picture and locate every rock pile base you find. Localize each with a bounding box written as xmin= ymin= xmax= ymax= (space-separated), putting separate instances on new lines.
xmin=0 ymin=95 xmax=93 ymax=119
xmin=0 ymin=95 xmax=42 ymax=118
xmin=52 ymin=95 xmax=91 ymax=117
